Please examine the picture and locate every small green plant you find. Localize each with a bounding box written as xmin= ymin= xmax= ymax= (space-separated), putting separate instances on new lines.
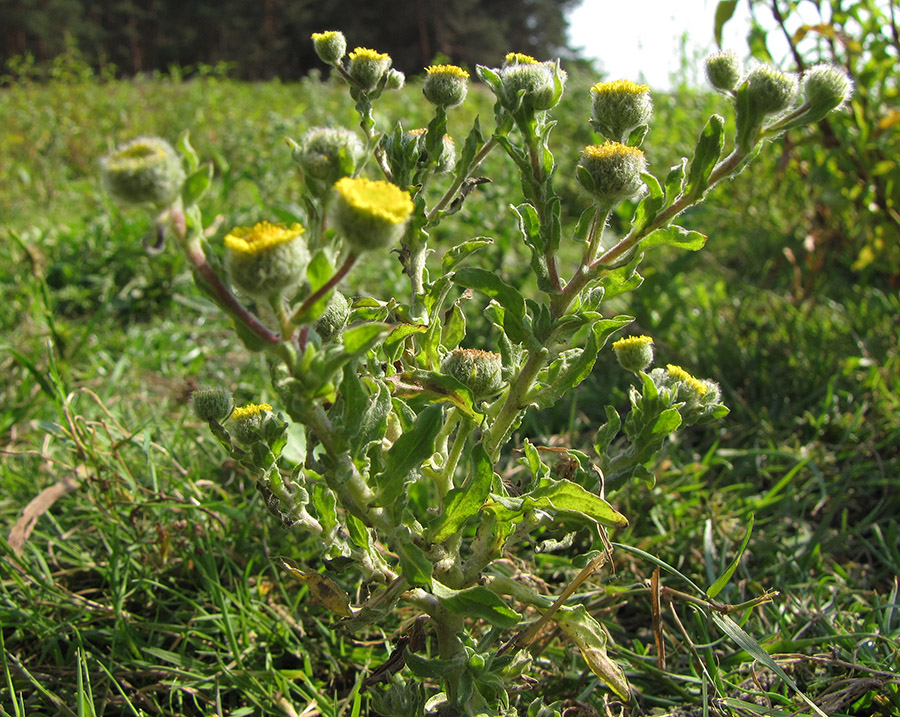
xmin=103 ymin=34 xmax=851 ymax=714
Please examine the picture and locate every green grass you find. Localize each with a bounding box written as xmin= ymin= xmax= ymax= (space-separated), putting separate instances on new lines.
xmin=2 ymin=71 xmax=899 ymax=715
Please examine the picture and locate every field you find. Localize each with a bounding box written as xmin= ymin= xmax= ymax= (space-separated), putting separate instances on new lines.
xmin=1 ymin=64 xmax=899 ymax=716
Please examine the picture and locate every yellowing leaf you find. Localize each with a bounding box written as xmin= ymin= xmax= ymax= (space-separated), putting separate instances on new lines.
xmin=277 ymin=557 xmax=352 ymax=616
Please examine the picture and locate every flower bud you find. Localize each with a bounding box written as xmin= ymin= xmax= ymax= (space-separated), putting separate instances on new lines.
xmin=576 ymin=142 xmax=647 ymax=210
xmin=331 ymin=177 xmax=414 ymax=252
xmin=101 ymin=137 xmax=186 ymax=209
xmin=423 ymin=64 xmax=469 ymax=108
xmin=314 ymin=290 xmax=351 ymax=342
xmin=293 ymin=127 xmax=364 ymax=183
xmin=441 ymin=348 xmax=504 ymax=398
xmin=384 ymin=68 xmax=406 ymax=90
xmin=311 ymin=31 xmax=346 ymax=64
xmin=612 ymin=335 xmax=654 ymax=373
xmin=348 ymin=47 xmax=392 ymax=91
xmin=705 ymin=50 xmax=743 ymax=93
xmin=229 ymin=402 xmax=272 ymax=445
xmin=802 ymin=63 xmax=853 ymax=114
xmin=499 ymin=54 xmax=566 ymax=112
xmin=589 ymin=80 xmax=653 ymax=143
xmin=225 ymin=221 xmax=309 ymax=300
xmin=745 ymin=64 xmax=799 ymax=116
xmin=191 ymin=386 xmax=234 ymax=422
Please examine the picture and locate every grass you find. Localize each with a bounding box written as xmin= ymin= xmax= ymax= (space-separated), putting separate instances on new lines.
xmin=2 ymin=69 xmax=899 ymax=715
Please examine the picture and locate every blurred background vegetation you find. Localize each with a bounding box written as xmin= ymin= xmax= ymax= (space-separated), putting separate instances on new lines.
xmin=1 ymin=0 xmax=898 ymax=714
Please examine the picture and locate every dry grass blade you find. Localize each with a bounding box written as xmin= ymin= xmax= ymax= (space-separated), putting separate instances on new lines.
xmin=8 ymin=475 xmax=79 ymax=556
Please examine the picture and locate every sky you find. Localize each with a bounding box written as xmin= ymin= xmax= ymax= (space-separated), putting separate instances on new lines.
xmin=567 ymin=0 xmax=764 ymax=90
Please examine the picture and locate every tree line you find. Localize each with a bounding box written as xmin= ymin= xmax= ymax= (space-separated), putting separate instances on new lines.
xmin=1 ymin=0 xmax=580 ymax=80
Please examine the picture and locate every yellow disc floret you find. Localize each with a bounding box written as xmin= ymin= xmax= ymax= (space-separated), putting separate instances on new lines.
xmin=612 ymin=335 xmax=654 ymax=372
xmin=505 ymin=52 xmax=539 ymax=65
xmin=334 ymin=177 xmax=413 ymax=225
xmin=231 ymin=402 xmax=273 ymax=420
xmin=425 ymin=64 xmax=469 ymax=79
xmin=590 ymin=79 xmax=650 ymax=96
xmin=332 ymin=177 xmax=414 ymax=251
xmin=666 ymin=364 xmax=709 ymax=396
xmin=225 ymin=221 xmax=305 ymax=255
xmin=349 ymin=47 xmax=390 ymax=62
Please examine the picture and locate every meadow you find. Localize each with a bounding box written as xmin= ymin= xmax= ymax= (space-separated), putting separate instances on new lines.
xmin=1 ymin=58 xmax=899 ymax=716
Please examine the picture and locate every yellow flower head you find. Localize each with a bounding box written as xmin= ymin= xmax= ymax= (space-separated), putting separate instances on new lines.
xmin=348 ymin=48 xmax=393 ymax=91
xmin=332 ymin=177 xmax=414 ymax=252
xmin=334 ymin=177 xmax=413 ymax=225
xmin=349 ymin=47 xmax=390 ymax=62
xmin=577 ymin=142 xmax=647 ymax=209
xmin=224 ymin=222 xmax=309 ymax=299
xmin=504 ymin=52 xmax=539 ymax=65
xmin=423 ymin=65 xmax=469 ymax=107
xmin=425 ymin=64 xmax=469 ymax=79
xmin=590 ymin=79 xmax=650 ymax=96
xmin=231 ymin=402 xmax=273 ymax=420
xmin=311 ymin=30 xmax=347 ymax=64
xmin=666 ymin=364 xmax=709 ymax=396
xmin=612 ymin=335 xmax=654 ymax=372
xmin=582 ymin=142 xmax=645 ymax=163
xmin=612 ymin=335 xmax=653 ymax=350
xmin=589 ymin=80 xmax=653 ymax=143
xmin=224 ymin=221 xmax=305 ymax=255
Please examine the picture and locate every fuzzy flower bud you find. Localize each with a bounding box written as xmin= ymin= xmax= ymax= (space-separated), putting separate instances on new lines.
xmin=331 ymin=177 xmax=414 ymax=252
xmin=705 ymin=50 xmax=743 ymax=93
xmin=311 ymin=31 xmax=346 ymax=64
xmin=293 ymin=127 xmax=364 ymax=183
xmin=101 ymin=137 xmax=186 ymax=209
xmin=612 ymin=335 xmax=654 ymax=373
xmin=423 ymin=64 xmax=469 ymax=108
xmin=314 ymin=290 xmax=351 ymax=342
xmin=384 ymin=68 xmax=406 ymax=90
xmin=589 ymin=80 xmax=653 ymax=143
xmin=745 ymin=64 xmax=799 ymax=116
xmin=441 ymin=348 xmax=504 ymax=398
xmin=499 ymin=54 xmax=566 ymax=112
xmin=802 ymin=64 xmax=853 ymax=114
xmin=191 ymin=386 xmax=234 ymax=423
xmin=348 ymin=47 xmax=392 ymax=91
xmin=228 ymin=402 xmax=272 ymax=445
xmin=225 ymin=221 xmax=309 ymax=300
xmin=576 ymin=142 xmax=647 ymax=210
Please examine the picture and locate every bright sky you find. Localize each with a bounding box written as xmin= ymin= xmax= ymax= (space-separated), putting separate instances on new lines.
xmin=568 ymin=0 xmax=760 ymax=90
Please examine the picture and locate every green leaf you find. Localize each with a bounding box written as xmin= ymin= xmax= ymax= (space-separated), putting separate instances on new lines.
xmin=714 ymin=0 xmax=739 ymax=47
xmin=711 ymin=613 xmax=828 ymax=717
xmin=349 ymin=377 xmax=392 ymax=456
xmin=475 ymin=65 xmax=501 ymax=94
xmin=382 ymin=324 xmax=428 ymax=363
xmin=440 ymin=303 xmax=467 ymax=350
xmin=430 ymin=444 xmax=494 ymax=542
xmin=342 ymin=322 xmax=392 ymax=356
xmin=293 ymin=250 xmax=335 ymax=324
xmin=664 ymin=158 xmax=687 ymax=203
xmin=642 ymin=225 xmax=708 ymax=252
xmin=395 ymin=532 xmax=434 ymax=588
xmin=181 ymin=163 xmax=213 ymax=207
xmin=594 ymin=405 xmax=621 ymax=455
xmin=373 ymin=404 xmax=443 ymax=505
xmin=176 ymin=129 xmax=200 ymax=172
xmin=684 ymin=114 xmax=725 ymax=201
xmin=433 ymin=582 xmax=521 ymax=629
xmin=399 ymin=370 xmax=483 ymax=423
xmin=706 ymin=515 xmax=754 ymax=598
xmin=311 ymin=484 xmax=339 ymax=540
xmin=485 ymin=478 xmax=628 ymax=528
xmin=442 ymin=237 xmax=493 ymax=273
xmin=453 ymin=267 xmax=527 ymax=344
xmin=555 ymin=605 xmax=630 ymax=700
xmin=404 ymin=650 xmax=464 ymax=679
xmin=652 ymin=407 xmax=682 ymax=435
xmin=631 ymin=172 xmax=664 ymax=235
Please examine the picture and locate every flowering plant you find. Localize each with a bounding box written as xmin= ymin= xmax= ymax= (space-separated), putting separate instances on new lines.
xmin=102 ymin=36 xmax=851 ymax=715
